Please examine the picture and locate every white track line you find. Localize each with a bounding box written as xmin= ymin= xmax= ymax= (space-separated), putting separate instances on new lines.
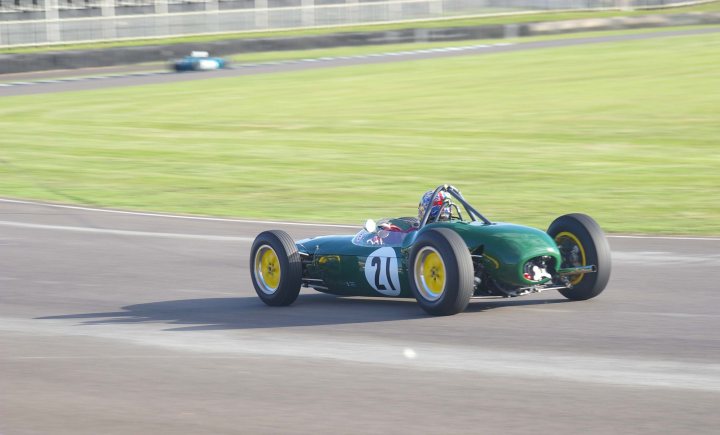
xmin=608 ymin=235 xmax=720 ymax=241
xmin=1 ymin=198 xmax=718 ymax=240
xmin=0 ymin=198 xmax=357 ymax=229
xmin=0 ymin=220 xmax=253 ymax=241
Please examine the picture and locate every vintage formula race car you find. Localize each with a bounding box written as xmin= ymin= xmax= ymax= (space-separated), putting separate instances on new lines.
xmin=250 ymin=184 xmax=611 ymax=315
xmin=172 ymin=51 xmax=228 ymax=72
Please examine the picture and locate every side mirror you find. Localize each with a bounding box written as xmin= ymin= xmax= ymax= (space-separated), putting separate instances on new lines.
xmin=364 ymin=219 xmax=377 ymax=233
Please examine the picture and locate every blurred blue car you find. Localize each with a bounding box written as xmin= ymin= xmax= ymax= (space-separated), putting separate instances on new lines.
xmin=172 ymin=51 xmax=228 ymax=72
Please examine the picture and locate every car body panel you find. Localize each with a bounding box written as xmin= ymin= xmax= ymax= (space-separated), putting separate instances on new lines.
xmin=425 ymin=221 xmax=561 ymax=287
xmin=297 ymin=220 xmax=561 ymax=298
xmin=299 ymin=236 xmax=410 ymax=297
xmin=173 ymin=56 xmax=227 ymax=72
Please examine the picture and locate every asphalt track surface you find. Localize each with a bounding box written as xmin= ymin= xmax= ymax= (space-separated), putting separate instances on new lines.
xmin=2 ymin=26 xmax=720 ymax=97
xmin=1 ymin=28 xmax=720 ymax=434
xmin=1 ymin=199 xmax=719 ymax=434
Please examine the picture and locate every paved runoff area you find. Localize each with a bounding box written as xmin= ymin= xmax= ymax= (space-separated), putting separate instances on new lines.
xmin=1 ymin=199 xmax=719 ymax=434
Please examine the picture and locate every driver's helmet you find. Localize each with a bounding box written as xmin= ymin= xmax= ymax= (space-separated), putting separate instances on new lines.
xmin=418 ymin=190 xmax=451 ymax=222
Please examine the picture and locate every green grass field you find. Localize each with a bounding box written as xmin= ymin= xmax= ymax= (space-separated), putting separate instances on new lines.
xmin=1 ymin=32 xmax=719 ymax=235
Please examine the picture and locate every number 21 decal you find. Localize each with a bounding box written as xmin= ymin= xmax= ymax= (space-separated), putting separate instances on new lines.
xmin=364 ymin=247 xmax=401 ymax=296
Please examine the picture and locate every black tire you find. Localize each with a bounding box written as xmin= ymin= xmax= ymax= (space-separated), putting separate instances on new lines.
xmin=547 ymin=213 xmax=611 ymax=300
xmin=250 ymin=230 xmax=302 ymax=306
xmin=408 ymin=228 xmax=474 ymax=316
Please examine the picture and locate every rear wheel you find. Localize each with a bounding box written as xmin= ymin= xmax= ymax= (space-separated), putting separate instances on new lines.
xmin=250 ymin=230 xmax=302 ymax=306
xmin=547 ymin=213 xmax=611 ymax=300
xmin=409 ymin=228 xmax=474 ymax=316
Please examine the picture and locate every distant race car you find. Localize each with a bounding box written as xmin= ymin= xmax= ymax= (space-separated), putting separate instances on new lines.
xmin=172 ymin=51 xmax=228 ymax=72
xmin=250 ymin=184 xmax=611 ymax=316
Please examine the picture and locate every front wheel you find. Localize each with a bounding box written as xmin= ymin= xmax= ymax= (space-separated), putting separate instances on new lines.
xmin=409 ymin=228 xmax=474 ymax=316
xmin=547 ymin=213 xmax=611 ymax=300
xmin=250 ymin=230 xmax=302 ymax=306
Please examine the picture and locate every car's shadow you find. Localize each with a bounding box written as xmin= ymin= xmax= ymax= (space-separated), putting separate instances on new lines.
xmin=37 ymin=293 xmax=571 ymax=331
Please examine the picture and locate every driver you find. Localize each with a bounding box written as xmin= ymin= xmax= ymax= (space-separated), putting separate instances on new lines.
xmin=417 ymin=190 xmax=452 ymax=222
xmin=366 ymin=190 xmax=452 ymax=245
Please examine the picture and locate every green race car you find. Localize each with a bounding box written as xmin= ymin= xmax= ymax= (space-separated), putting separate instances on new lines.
xmin=250 ymin=184 xmax=611 ymax=316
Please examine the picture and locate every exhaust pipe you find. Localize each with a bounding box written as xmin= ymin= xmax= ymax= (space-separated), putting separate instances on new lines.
xmin=558 ymin=265 xmax=597 ymax=276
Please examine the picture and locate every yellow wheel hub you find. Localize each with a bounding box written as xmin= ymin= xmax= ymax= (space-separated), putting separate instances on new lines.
xmin=555 ymin=231 xmax=586 ymax=286
xmin=255 ymin=246 xmax=281 ymax=293
xmin=423 ymin=252 xmax=445 ymax=296
xmin=414 ymin=247 xmax=446 ymax=301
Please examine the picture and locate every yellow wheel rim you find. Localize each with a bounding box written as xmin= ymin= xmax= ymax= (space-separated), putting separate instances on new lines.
xmin=255 ymin=245 xmax=282 ymax=294
xmin=414 ymin=247 xmax=446 ymax=301
xmin=555 ymin=231 xmax=586 ymax=286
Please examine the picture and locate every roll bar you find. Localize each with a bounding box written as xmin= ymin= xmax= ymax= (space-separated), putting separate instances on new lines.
xmin=419 ymin=184 xmax=493 ymax=228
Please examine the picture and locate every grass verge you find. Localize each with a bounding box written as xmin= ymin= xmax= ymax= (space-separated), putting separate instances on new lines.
xmin=1 ymin=32 xmax=719 ymax=235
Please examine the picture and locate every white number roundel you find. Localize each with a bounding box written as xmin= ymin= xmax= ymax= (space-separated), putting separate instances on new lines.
xmin=364 ymin=247 xmax=401 ymax=296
